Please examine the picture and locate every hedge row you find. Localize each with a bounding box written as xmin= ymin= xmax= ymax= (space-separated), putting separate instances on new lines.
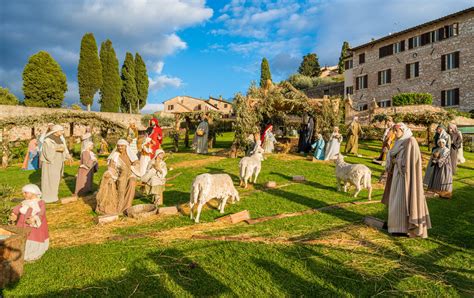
xmin=392 ymin=93 xmax=433 ymax=106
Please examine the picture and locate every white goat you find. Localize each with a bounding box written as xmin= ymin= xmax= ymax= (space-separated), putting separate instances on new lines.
xmin=239 ymin=146 xmax=265 ymax=188
xmin=335 ymin=154 xmax=372 ymax=200
xmin=189 ymin=173 xmax=240 ymax=223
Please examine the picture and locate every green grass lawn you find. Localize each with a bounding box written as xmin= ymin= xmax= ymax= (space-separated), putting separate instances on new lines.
xmin=1 ymin=134 xmax=473 ymax=296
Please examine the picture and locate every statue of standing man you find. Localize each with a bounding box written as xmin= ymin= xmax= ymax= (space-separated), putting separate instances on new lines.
xmin=345 ymin=116 xmax=363 ymax=157
xmin=194 ymin=116 xmax=209 ymax=154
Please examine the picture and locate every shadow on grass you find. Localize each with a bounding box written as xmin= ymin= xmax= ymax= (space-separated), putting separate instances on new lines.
xmin=148 ymin=248 xmax=234 ymax=296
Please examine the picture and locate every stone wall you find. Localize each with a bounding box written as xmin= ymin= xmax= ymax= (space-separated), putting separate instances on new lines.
xmin=0 ymin=106 xmax=145 ymax=142
xmin=348 ymin=11 xmax=474 ymax=111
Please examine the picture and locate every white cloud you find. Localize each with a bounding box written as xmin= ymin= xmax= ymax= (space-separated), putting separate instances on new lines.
xmin=152 ymin=61 xmax=164 ymax=74
xmin=48 ymin=46 xmax=79 ymax=66
xmin=149 ymin=75 xmax=183 ymax=90
xmin=141 ymin=34 xmax=187 ymax=57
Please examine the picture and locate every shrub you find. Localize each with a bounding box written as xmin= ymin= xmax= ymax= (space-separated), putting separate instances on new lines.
xmin=141 ymin=113 xmax=175 ymax=128
xmin=71 ymin=104 xmax=82 ymax=110
xmin=0 ymin=87 xmax=19 ymax=105
xmin=288 ymin=74 xmax=313 ymax=90
xmin=392 ymin=93 xmax=432 ymax=106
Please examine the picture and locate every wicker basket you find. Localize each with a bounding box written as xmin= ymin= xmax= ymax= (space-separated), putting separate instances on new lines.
xmin=125 ymin=204 xmax=157 ymax=219
xmin=0 ymin=225 xmax=31 ymax=288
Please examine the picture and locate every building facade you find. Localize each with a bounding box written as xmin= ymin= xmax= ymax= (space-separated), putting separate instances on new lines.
xmin=162 ymin=95 xmax=233 ymax=117
xmin=344 ymin=7 xmax=474 ymax=111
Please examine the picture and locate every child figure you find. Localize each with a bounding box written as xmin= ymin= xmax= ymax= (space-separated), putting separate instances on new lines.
xmin=9 ymin=184 xmax=49 ymax=261
xmin=311 ymin=134 xmax=325 ymax=160
xmin=141 ymin=149 xmax=167 ymax=205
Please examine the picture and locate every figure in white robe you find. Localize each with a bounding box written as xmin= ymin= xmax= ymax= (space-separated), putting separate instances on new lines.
xmin=382 ymin=123 xmax=431 ymax=238
xmin=40 ymin=125 xmax=68 ymax=203
xmin=141 ymin=149 xmax=167 ymax=205
xmin=194 ymin=119 xmax=209 ymax=154
xmin=139 ymin=137 xmax=153 ymax=177
xmin=324 ymin=127 xmax=343 ymax=160
xmin=262 ymin=124 xmax=277 ymax=153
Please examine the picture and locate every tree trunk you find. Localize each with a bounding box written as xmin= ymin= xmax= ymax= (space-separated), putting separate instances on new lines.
xmin=427 ymin=125 xmax=431 ymax=148
xmin=184 ymin=116 xmax=191 ymax=148
xmin=87 ymin=104 xmax=91 ymax=112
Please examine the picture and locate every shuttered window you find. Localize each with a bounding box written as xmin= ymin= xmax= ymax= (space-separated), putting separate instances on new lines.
xmin=356 ymin=75 xmax=368 ymax=90
xmin=441 ymin=51 xmax=460 ymax=71
xmin=346 ymin=86 xmax=353 ymax=95
xmin=393 ymin=41 xmax=405 ymax=53
xmin=378 ymin=69 xmax=391 ymax=85
xmin=379 ymin=44 xmax=393 ymax=58
xmin=408 ymin=36 xmax=421 ymax=49
xmin=344 ymin=59 xmax=353 ymax=70
xmin=359 ymin=53 xmax=365 ymax=64
xmin=441 ymin=88 xmax=460 ymax=106
xmin=406 ymin=62 xmax=419 ymax=79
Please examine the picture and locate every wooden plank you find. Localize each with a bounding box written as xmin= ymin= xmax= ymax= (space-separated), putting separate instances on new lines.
xmin=351 ymin=200 xmax=380 ymax=205
xmin=265 ymin=181 xmax=277 ymax=189
xmin=216 ymin=210 xmax=251 ymax=224
xmin=61 ymin=196 xmax=78 ymax=204
xmin=364 ymin=216 xmax=385 ymax=230
xmin=158 ymin=206 xmax=179 ymax=215
xmin=96 ymin=214 xmax=119 ymax=225
xmin=292 ymin=175 xmax=305 ymax=182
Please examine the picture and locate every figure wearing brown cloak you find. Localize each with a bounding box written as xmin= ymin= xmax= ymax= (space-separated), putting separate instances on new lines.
xmin=74 ymin=147 xmax=98 ymax=196
xmin=96 ymin=140 xmax=139 ymax=215
xmin=382 ymin=123 xmax=431 ymax=238
xmin=345 ymin=118 xmax=362 ymax=155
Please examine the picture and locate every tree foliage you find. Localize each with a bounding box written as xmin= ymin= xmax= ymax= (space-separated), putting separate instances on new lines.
xmin=260 ymin=58 xmax=272 ymax=88
xmin=99 ymin=40 xmax=121 ymax=112
xmin=298 ymin=53 xmax=321 ymax=77
xmin=0 ymin=87 xmax=19 ymax=105
xmin=134 ymin=53 xmax=149 ymax=111
xmin=232 ymin=93 xmax=259 ymax=150
xmin=338 ymin=41 xmax=350 ymax=74
xmin=78 ymin=33 xmax=102 ymax=111
xmin=121 ymin=52 xmax=138 ymax=113
xmin=22 ymin=51 xmax=68 ymax=108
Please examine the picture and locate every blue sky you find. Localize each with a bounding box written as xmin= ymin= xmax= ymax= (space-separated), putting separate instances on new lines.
xmin=0 ymin=0 xmax=472 ymax=113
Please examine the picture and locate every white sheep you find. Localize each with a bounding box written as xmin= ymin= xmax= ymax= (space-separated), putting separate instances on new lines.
xmin=239 ymin=145 xmax=264 ymax=188
xmin=189 ymin=173 xmax=240 ymax=223
xmin=335 ymin=154 xmax=372 ymax=200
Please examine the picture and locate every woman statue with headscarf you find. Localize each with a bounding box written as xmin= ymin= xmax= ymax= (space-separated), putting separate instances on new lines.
xmin=447 ymin=123 xmax=462 ymax=174
xmin=345 ymin=116 xmax=363 ymax=156
xmin=311 ymin=134 xmax=325 ymax=160
xmin=424 ymin=124 xmax=451 ymax=186
xmin=40 ymin=125 xmax=68 ymax=203
xmin=382 ymin=123 xmax=431 ymax=238
xmin=9 ymin=184 xmax=49 ymax=261
xmin=96 ymin=139 xmax=140 ymax=215
xmin=262 ymin=124 xmax=277 ymax=153
xmin=324 ymin=127 xmax=343 ymax=160
xmin=426 ymin=138 xmax=452 ymax=196
xmin=74 ymin=141 xmax=98 ymax=196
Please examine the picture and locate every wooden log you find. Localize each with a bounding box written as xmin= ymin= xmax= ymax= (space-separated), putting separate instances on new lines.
xmin=292 ymin=175 xmax=305 ymax=182
xmin=364 ymin=216 xmax=385 ymax=230
xmin=96 ymin=215 xmax=119 ymax=225
xmin=351 ymin=200 xmax=380 ymax=205
xmin=265 ymin=181 xmax=277 ymax=189
xmin=61 ymin=196 xmax=78 ymax=204
xmin=158 ymin=206 xmax=179 ymax=215
xmin=216 ymin=210 xmax=251 ymax=224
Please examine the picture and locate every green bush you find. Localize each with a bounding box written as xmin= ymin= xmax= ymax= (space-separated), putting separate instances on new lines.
xmin=288 ymin=74 xmax=313 ymax=90
xmin=392 ymin=93 xmax=432 ymax=106
xmin=0 ymin=87 xmax=19 ymax=105
xmin=141 ymin=113 xmax=175 ymax=128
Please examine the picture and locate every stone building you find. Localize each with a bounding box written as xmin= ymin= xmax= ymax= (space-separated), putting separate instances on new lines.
xmin=344 ymin=7 xmax=474 ymax=111
xmin=162 ymin=95 xmax=233 ymax=118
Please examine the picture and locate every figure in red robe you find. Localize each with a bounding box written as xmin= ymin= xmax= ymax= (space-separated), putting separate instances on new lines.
xmin=147 ymin=118 xmax=163 ymax=155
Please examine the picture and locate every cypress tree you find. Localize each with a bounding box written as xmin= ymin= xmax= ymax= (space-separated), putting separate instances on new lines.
xmin=99 ymin=39 xmax=121 ymax=112
xmin=78 ymin=33 xmax=102 ymax=111
xmin=338 ymin=41 xmax=350 ymax=74
xmin=22 ymin=51 xmax=68 ymax=108
xmin=120 ymin=52 xmax=138 ymax=113
xmin=260 ymin=58 xmax=272 ymax=88
xmin=298 ymin=53 xmax=321 ymax=77
xmin=134 ymin=53 xmax=148 ymax=111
